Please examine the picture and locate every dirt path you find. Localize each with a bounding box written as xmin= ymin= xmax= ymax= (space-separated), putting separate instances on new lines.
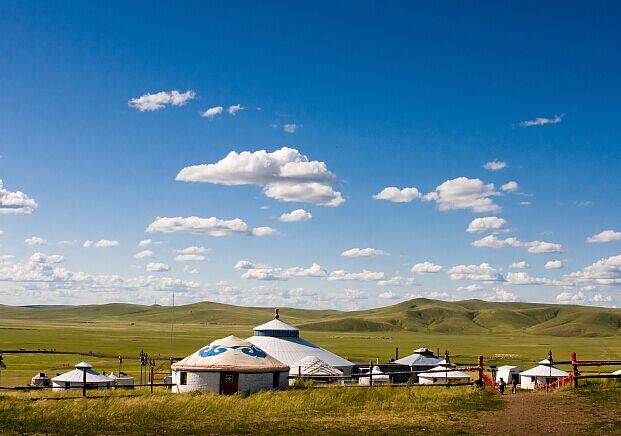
xmin=476 ymin=390 xmax=618 ymax=435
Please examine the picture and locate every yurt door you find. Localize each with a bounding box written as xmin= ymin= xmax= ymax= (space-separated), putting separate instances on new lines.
xmin=219 ymin=372 xmax=238 ymax=395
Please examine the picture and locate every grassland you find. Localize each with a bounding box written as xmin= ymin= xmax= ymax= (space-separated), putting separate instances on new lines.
xmin=0 ymin=386 xmax=502 ymax=435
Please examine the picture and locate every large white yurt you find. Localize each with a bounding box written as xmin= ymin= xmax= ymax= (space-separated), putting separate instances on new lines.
xmin=289 ymin=356 xmax=343 ymax=384
xmin=247 ymin=312 xmax=354 ymax=375
xmin=495 ymin=365 xmax=521 ymax=384
xmin=395 ymin=347 xmax=442 ymax=370
xmin=519 ymin=359 xmax=569 ymax=389
xmin=417 ymin=360 xmax=470 ymax=385
xmin=171 ymin=335 xmax=289 ymax=395
xmin=51 ymin=361 xmax=114 ymax=391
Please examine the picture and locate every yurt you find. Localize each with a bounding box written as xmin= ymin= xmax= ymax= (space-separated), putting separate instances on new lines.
xmin=29 ymin=372 xmax=51 ymax=387
xmin=495 ymin=365 xmax=521 ymax=385
xmin=612 ymin=369 xmax=621 ymax=375
xmin=171 ymin=335 xmax=289 ymax=395
xmin=395 ymin=347 xmax=441 ymax=370
xmin=51 ymin=361 xmax=114 ymax=391
xmin=247 ymin=311 xmax=354 ymax=375
xmin=108 ymin=372 xmax=135 ymax=388
xmin=289 ymin=356 xmax=343 ymax=384
xmin=417 ymin=360 xmax=470 ymax=385
xmin=358 ymin=366 xmax=391 ymax=386
xmin=519 ymin=359 xmax=569 ymax=390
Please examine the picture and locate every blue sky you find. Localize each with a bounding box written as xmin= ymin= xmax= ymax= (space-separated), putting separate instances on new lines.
xmin=1 ymin=1 xmax=620 ymax=308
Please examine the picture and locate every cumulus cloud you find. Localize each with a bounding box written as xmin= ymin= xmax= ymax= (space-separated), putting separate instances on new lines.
xmin=509 ymin=261 xmax=530 ymax=269
xmin=586 ymin=230 xmax=621 ymax=243
xmin=422 ymin=177 xmax=500 ymax=213
xmin=328 ymin=269 xmax=385 ymax=282
xmin=373 ymin=187 xmax=421 ymax=203
xmin=519 ymin=114 xmax=564 ymax=127
xmin=29 ymin=252 xmax=64 ymax=264
xmin=501 ymin=181 xmax=519 ymax=192
xmin=377 ymin=276 xmax=416 ymax=287
xmin=83 ymin=239 xmax=119 ymax=248
xmin=146 ymin=216 xmax=274 ymax=237
xmin=378 ymin=291 xmax=398 ymax=299
xmin=283 ymin=124 xmax=298 ymax=133
xmin=556 ymin=291 xmax=585 ymax=303
xmin=201 ymin=106 xmax=223 ymax=118
xmin=174 ymin=247 xmax=208 ymax=262
xmin=279 ymin=209 xmax=312 ymax=222
xmin=471 ymin=235 xmax=562 ymax=254
xmin=567 ymin=254 xmax=621 ymax=286
xmin=235 ymin=260 xmax=327 ymax=281
xmin=0 ymin=180 xmax=37 ymax=214
xmin=176 ymin=147 xmax=344 ymax=206
xmin=138 ymin=239 xmax=151 ymax=248
xmin=146 ymin=262 xmax=171 ymax=272
xmin=466 ymin=217 xmax=508 ymax=234
xmin=227 ymin=104 xmax=243 ymax=115
xmin=341 ymin=248 xmax=389 ymax=258
xmin=506 ymin=272 xmax=566 ymax=286
xmin=483 ymin=160 xmax=507 ymax=171
xmin=57 ymin=240 xmax=77 ymax=246
xmin=251 ymin=226 xmax=278 ymax=237
xmin=183 ymin=265 xmax=199 ymax=274
xmin=448 ymin=263 xmax=505 ymax=282
xmin=24 ymin=236 xmax=46 ymax=246
xmin=545 ymin=260 xmax=565 ymax=270
xmin=457 ymin=284 xmax=483 ymax=292
xmin=133 ymin=250 xmax=155 ymax=259
xmin=128 ymin=90 xmax=196 ymax=112
xmin=485 ymin=288 xmax=518 ymax=302
xmin=411 ymin=262 xmax=443 ymax=274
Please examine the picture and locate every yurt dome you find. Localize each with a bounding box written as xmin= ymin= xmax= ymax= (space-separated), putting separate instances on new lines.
xmin=395 ymin=347 xmax=442 ymax=368
xmin=51 ymin=361 xmax=113 ymax=390
xmin=289 ymin=356 xmax=343 ymax=378
xmin=519 ymin=358 xmax=569 ymax=389
xmin=247 ymin=311 xmax=353 ymax=374
xmin=417 ymin=359 xmax=470 ymax=385
xmin=171 ymin=335 xmax=289 ymax=394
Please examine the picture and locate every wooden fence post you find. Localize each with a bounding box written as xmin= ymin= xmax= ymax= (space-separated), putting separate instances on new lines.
xmin=477 ymin=355 xmax=484 ymax=387
xmin=570 ymin=352 xmax=579 ymax=388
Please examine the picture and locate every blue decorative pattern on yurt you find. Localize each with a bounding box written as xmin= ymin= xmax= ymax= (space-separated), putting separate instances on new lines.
xmin=198 ymin=344 xmax=267 ymax=358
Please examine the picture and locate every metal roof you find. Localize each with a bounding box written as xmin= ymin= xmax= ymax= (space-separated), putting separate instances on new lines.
xmin=417 ymin=360 xmax=470 ymax=380
xmin=520 ymin=363 xmax=568 ymax=378
xmin=51 ymin=363 xmax=113 ymax=384
xmin=395 ymin=347 xmax=442 ymax=367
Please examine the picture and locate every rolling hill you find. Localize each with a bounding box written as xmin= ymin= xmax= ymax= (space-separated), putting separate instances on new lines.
xmin=0 ymin=298 xmax=619 ymax=337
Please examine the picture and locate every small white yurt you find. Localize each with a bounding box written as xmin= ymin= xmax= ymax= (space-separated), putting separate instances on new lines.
xmin=395 ymin=347 xmax=442 ymax=369
xmin=51 ymin=361 xmax=114 ymax=391
xmin=247 ymin=311 xmax=354 ymax=375
xmin=358 ymin=366 xmax=391 ymax=386
xmin=29 ymin=372 xmax=51 ymax=387
xmin=108 ymin=372 xmax=135 ymax=388
xmin=171 ymin=335 xmax=289 ymax=395
xmin=289 ymin=356 xmax=343 ymax=384
xmin=520 ymin=359 xmax=569 ymax=390
xmin=495 ymin=365 xmax=521 ymax=385
xmin=417 ymin=360 xmax=470 ymax=385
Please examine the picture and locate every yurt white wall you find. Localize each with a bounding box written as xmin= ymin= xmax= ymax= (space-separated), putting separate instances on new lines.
xmin=495 ymin=366 xmax=520 ymax=384
xmin=172 ymin=370 xmax=287 ymax=394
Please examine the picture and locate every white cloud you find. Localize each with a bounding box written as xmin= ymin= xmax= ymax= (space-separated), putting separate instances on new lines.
xmin=146 ymin=216 xmax=274 ymax=237
xmin=201 ymin=106 xmax=223 ymax=118
xmin=592 ymin=293 xmax=613 ymax=303
xmin=485 ymin=288 xmax=518 ymax=302
xmin=29 ymin=252 xmax=64 ymax=264
xmin=128 ymin=90 xmax=196 ymax=112
xmin=373 ymin=187 xmax=421 ymax=203
xmin=236 ymin=261 xmax=327 ymax=281
xmin=183 ymin=265 xmax=199 ymax=274
xmin=57 ymin=240 xmax=77 ymax=246
xmin=24 ymin=236 xmax=46 ymax=246
xmin=519 ymin=201 xmax=531 ymax=206
xmin=133 ymin=250 xmax=155 ymax=259
xmin=545 ymin=260 xmax=565 ymax=270
xmin=0 ymin=180 xmax=37 ymax=214
xmin=556 ymin=291 xmax=585 ymax=303
xmin=509 ymin=261 xmax=530 ymax=269
xmin=138 ymin=239 xmax=152 ymax=248
xmin=341 ymin=247 xmax=389 ymax=258
xmin=586 ymin=230 xmax=621 ymax=243
xmin=227 ymin=104 xmax=243 ymax=115
xmin=471 ymin=235 xmax=562 ymax=254
xmin=423 ymin=177 xmax=500 ymax=213
xmin=378 ymin=291 xmax=398 ymax=300
xmin=377 ymin=276 xmax=416 ymax=287
xmin=173 ymin=246 xmax=208 ymax=261
xmin=341 ymin=289 xmax=368 ymax=300
xmin=174 ymin=254 xmax=205 ymax=262
xmin=176 ymin=147 xmax=344 ymax=206
xmin=283 ymin=123 xmax=297 ymax=133
xmin=501 ymin=181 xmax=518 ymax=192
xmin=411 ymin=262 xmax=443 ymax=274
xmin=448 ymin=263 xmax=505 ymax=282
xmin=483 ymin=160 xmax=507 ymax=171
xmin=279 ymin=209 xmax=312 ymax=222
xmin=328 ymin=269 xmax=385 ymax=282
xmin=506 ymin=272 xmax=566 ymax=286
xmin=466 ymin=216 xmax=508 ymax=234
xmin=83 ymin=239 xmax=119 ymax=248
xmin=175 ymin=246 xmax=209 ymax=255
xmin=519 ymin=114 xmax=564 ymax=127
xmin=567 ymin=254 xmax=621 ymax=286
xmin=146 ymin=262 xmax=171 ymax=272
xmin=251 ymin=226 xmax=278 ymax=237
xmin=457 ymin=284 xmax=483 ymax=292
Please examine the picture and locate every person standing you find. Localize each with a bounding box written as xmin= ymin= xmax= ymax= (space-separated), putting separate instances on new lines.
xmin=498 ymin=377 xmax=506 ymax=395
xmin=511 ymin=377 xmax=518 ymax=394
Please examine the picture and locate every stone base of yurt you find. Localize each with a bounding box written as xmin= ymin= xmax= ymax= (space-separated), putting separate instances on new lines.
xmin=172 ymin=370 xmax=288 ymax=394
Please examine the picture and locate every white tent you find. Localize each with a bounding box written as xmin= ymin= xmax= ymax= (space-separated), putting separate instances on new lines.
xmin=51 ymin=361 xmax=114 ymax=391
xmin=519 ymin=359 xmax=569 ymax=390
xmin=358 ymin=366 xmax=391 ymax=386
xmin=395 ymin=347 xmax=442 ymax=369
xmin=495 ymin=365 xmax=521 ymax=384
xmin=247 ymin=314 xmax=354 ymax=375
xmin=612 ymin=369 xmax=621 ymax=375
xmin=289 ymin=356 xmax=343 ymax=378
xmin=108 ymin=372 xmax=135 ymax=388
xmin=171 ymin=335 xmax=289 ymax=394
xmin=417 ymin=360 xmax=470 ymax=385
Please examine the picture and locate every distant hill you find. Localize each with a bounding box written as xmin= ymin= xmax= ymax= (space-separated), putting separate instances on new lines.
xmin=0 ymin=298 xmax=619 ymax=337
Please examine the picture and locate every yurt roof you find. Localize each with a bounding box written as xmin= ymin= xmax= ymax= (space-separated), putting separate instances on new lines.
xmin=520 ymin=363 xmax=569 ymax=378
xmin=108 ymin=372 xmax=135 ymax=380
xmin=418 ymin=361 xmax=470 ymax=379
xmin=395 ymin=347 xmax=441 ymax=367
xmin=289 ymin=356 xmax=343 ymax=376
xmin=171 ymin=335 xmax=289 ymax=373
xmin=612 ymin=369 xmax=621 ymax=375
xmin=497 ymin=365 xmax=520 ymax=370
xmin=254 ymin=318 xmax=299 ymax=332
xmin=247 ymin=334 xmax=352 ymax=368
xmin=51 ymin=364 xmax=113 ymax=383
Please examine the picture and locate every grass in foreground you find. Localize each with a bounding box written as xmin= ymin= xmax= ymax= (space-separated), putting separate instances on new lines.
xmin=0 ymin=386 xmax=501 ymax=435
